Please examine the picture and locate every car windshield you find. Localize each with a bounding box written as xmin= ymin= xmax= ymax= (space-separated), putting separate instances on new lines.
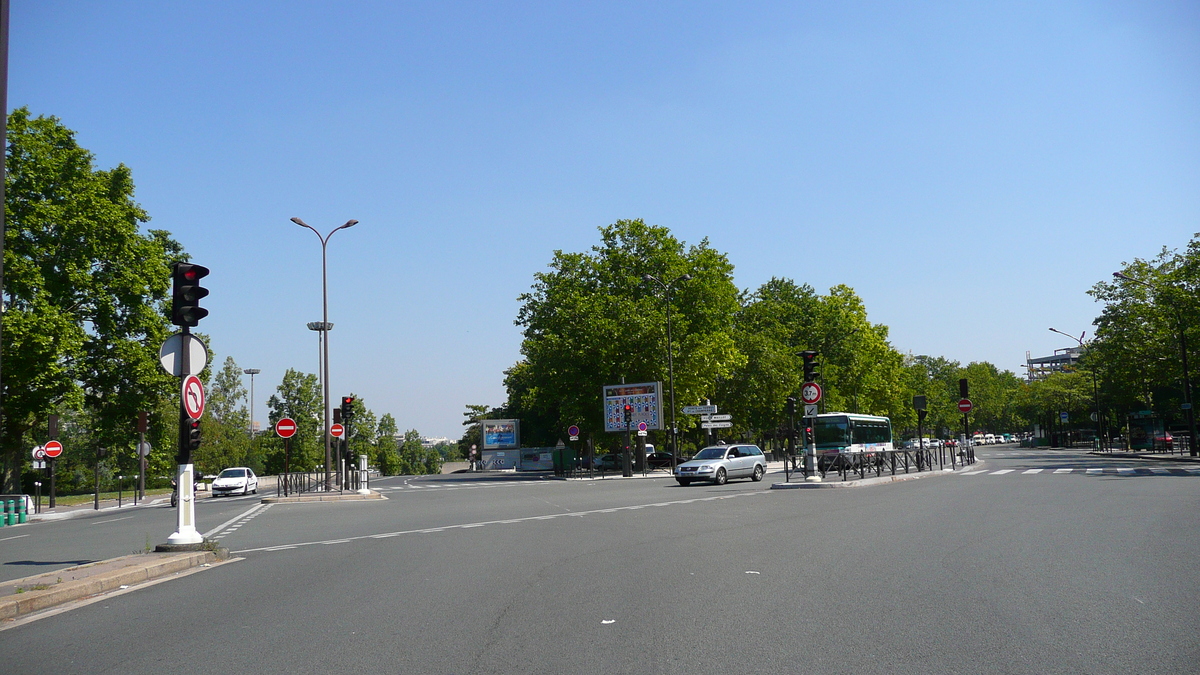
xmin=218 ymin=469 xmax=246 ymax=478
xmin=693 ymin=447 xmax=727 ymax=460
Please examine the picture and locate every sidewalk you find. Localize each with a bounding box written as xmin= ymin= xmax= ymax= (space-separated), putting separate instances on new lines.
xmin=21 ymin=493 xmax=172 ymax=523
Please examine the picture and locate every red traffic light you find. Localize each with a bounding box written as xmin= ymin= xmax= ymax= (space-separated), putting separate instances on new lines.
xmin=624 ymin=404 xmax=632 ymax=412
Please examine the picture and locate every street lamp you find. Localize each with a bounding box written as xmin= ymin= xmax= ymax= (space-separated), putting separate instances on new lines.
xmin=643 ymin=273 xmax=691 ymax=469
xmin=243 ymin=368 xmax=260 ymax=438
xmin=293 ymin=217 xmax=358 ymax=488
xmin=1048 ymin=328 xmax=1104 ymax=452
xmin=1112 ymin=271 xmax=1198 ymax=456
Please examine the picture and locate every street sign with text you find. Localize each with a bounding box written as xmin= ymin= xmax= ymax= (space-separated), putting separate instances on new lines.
xmin=701 ymin=421 xmax=732 ymax=429
xmin=683 ymin=405 xmax=718 ymax=415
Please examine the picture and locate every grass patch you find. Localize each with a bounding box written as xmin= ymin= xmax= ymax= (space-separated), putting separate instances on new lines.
xmin=49 ymin=488 xmax=173 ymax=507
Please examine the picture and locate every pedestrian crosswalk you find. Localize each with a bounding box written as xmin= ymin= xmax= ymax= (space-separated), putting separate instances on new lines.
xmin=956 ymin=467 xmax=1200 ymax=477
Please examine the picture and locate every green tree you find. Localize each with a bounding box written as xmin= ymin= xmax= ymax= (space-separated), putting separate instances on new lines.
xmin=194 ymin=356 xmax=250 ymax=476
xmin=2 ymin=108 xmax=185 ymax=492
xmin=510 ymin=219 xmax=743 ymax=451
xmin=375 ymin=413 xmax=401 ymax=475
xmin=265 ymin=369 xmax=322 ymax=473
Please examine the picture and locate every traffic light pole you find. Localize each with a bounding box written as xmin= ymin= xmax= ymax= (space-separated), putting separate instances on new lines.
xmin=167 ymin=324 xmax=202 ymax=545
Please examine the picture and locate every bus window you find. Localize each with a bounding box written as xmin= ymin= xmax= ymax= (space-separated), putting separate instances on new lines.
xmin=814 ymin=418 xmax=849 ymax=449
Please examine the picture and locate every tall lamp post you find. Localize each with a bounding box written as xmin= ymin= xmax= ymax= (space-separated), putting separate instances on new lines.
xmin=293 ymin=217 xmax=358 ymax=488
xmin=643 ymin=273 xmax=691 ymax=469
xmin=1048 ymin=328 xmax=1104 ymax=452
xmin=1112 ymin=271 xmax=1198 ymax=457
xmin=243 ymin=368 xmax=261 ymax=437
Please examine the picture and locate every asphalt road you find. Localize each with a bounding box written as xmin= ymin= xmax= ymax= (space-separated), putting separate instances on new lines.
xmin=1 ymin=448 xmax=1197 ymax=674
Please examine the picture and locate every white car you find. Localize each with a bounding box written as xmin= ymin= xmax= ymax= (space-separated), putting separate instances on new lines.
xmin=675 ymin=444 xmax=767 ymax=486
xmin=211 ymin=467 xmax=258 ymax=497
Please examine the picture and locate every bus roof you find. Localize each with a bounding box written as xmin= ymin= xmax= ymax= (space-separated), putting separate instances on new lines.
xmin=813 ymin=412 xmax=891 ymax=423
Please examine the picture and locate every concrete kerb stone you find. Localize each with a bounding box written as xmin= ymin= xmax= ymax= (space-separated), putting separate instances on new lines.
xmin=0 ymin=550 xmax=221 ymax=620
xmin=260 ymin=490 xmax=386 ymax=504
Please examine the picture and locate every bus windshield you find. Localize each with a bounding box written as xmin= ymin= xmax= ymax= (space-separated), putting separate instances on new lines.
xmin=814 ymin=418 xmax=849 ymax=449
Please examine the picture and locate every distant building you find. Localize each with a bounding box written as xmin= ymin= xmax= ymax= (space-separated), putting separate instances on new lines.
xmin=422 ymin=436 xmax=452 ymax=448
xmin=1024 ymin=347 xmax=1081 ymax=381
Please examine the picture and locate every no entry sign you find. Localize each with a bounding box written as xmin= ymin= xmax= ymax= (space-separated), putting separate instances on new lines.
xmin=43 ymin=440 xmax=63 ymax=458
xmin=958 ymin=399 xmax=974 ymax=414
xmin=330 ymin=423 xmax=345 ymax=438
xmin=275 ymin=418 xmax=298 ymax=438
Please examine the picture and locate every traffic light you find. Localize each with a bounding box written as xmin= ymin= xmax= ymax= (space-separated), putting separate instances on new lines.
xmin=180 ymin=417 xmax=201 ymax=463
xmin=786 ymin=396 xmax=796 ymax=417
xmin=171 ymin=262 xmax=210 ymax=327
xmin=341 ymin=396 xmax=355 ymax=423
xmin=804 ymin=426 xmax=814 ymax=447
xmin=624 ymin=404 xmax=633 ymax=429
xmin=959 ymin=378 xmax=969 ymax=399
xmin=800 ymin=350 xmax=820 ymax=383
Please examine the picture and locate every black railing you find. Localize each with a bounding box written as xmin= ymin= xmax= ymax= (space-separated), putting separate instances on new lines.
xmin=787 ymin=446 xmax=975 ymax=482
xmin=277 ymin=472 xmax=342 ymax=497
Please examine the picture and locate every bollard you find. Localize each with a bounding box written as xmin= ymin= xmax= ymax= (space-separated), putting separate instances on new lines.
xmin=1 ymin=499 xmax=10 ymax=527
xmin=18 ymin=498 xmax=28 ymax=524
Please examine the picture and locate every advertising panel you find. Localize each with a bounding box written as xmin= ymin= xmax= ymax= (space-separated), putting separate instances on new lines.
xmin=481 ymin=419 xmax=520 ymax=450
xmin=602 ymin=382 xmax=663 ymax=433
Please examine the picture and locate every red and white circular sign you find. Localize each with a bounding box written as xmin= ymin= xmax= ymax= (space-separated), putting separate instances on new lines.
xmin=182 ymin=374 xmax=205 ymax=419
xmin=801 ymin=382 xmax=823 ymax=405
xmin=958 ymin=398 xmax=973 ymax=414
xmin=275 ymin=417 xmax=297 ymax=438
xmin=43 ymin=440 xmax=63 ymax=458
xmin=330 ymin=423 xmax=345 ymax=438
xmin=33 ymin=446 xmax=46 ymax=460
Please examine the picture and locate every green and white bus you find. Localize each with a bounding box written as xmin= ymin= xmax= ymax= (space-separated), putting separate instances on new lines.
xmin=812 ymin=412 xmax=893 ymax=468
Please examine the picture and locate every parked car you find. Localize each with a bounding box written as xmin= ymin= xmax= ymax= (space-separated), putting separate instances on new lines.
xmin=211 ymin=467 xmax=258 ymax=497
xmin=1154 ymin=432 xmax=1174 ymax=451
xmin=595 ymin=454 xmax=623 ymax=471
xmin=674 ymin=444 xmax=767 ymax=486
xmin=645 ymin=451 xmax=681 ymax=469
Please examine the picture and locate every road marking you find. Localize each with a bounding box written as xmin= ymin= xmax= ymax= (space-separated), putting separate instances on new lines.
xmin=235 ymin=491 xmax=769 ymax=555
xmin=1149 ymin=469 xmax=1170 ymax=475
xmin=0 ymin=534 xmax=30 ymax=542
xmin=203 ymin=502 xmax=271 ymax=538
xmin=1022 ymin=469 xmax=1043 ymax=474
xmin=960 ymin=470 xmax=988 ymax=475
xmin=989 ymin=470 xmax=1014 ymax=475
xmin=91 ymin=516 xmax=135 ymax=525
xmin=1117 ymin=468 xmax=1136 ymax=475
xmin=1086 ymin=468 xmax=1103 ymax=475
xmin=1053 ymin=468 xmax=1073 ymax=474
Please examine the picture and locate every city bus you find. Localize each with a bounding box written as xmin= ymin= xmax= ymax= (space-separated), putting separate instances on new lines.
xmin=812 ymin=412 xmax=893 ymax=469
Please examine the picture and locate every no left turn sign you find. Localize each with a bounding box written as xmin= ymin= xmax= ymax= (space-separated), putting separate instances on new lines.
xmin=183 ymin=374 xmax=205 ymax=419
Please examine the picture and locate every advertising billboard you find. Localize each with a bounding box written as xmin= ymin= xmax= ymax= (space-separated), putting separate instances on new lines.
xmin=481 ymin=419 xmax=520 ymax=450
xmin=602 ymin=382 xmax=662 ymax=433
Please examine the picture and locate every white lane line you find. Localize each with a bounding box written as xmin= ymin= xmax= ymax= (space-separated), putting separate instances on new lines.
xmin=203 ymin=502 xmax=271 ymax=538
xmin=1117 ymin=468 xmax=1136 ymax=475
xmin=1149 ymin=469 xmax=1170 ymax=475
xmin=1053 ymin=468 xmax=1073 ymax=474
xmin=1086 ymin=468 xmax=1103 ymax=475
xmin=91 ymin=516 xmax=135 ymax=525
xmin=1022 ymin=469 xmax=1043 ymax=474
xmin=235 ymin=491 xmax=768 ymax=554
xmin=0 ymin=534 xmax=30 ymax=542
xmin=960 ymin=470 xmax=988 ymax=475
xmin=990 ymin=470 xmax=1015 ymax=475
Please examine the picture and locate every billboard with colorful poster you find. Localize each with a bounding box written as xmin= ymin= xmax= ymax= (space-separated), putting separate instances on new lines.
xmin=602 ymin=382 xmax=662 ymax=433
xmin=481 ymin=419 xmax=520 ymax=450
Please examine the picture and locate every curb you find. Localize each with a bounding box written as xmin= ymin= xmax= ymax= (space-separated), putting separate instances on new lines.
xmin=261 ymin=491 xmax=385 ymax=504
xmin=0 ymin=550 xmax=220 ymax=620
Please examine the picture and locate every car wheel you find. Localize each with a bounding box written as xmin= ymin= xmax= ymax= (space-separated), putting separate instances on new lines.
xmin=713 ymin=468 xmax=727 ymax=485
xmin=751 ymin=465 xmax=764 ymax=482
xmin=676 ymin=479 xmax=691 ymax=486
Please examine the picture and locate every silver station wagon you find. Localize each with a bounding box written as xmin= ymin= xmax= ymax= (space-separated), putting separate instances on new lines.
xmin=674 ymin=444 xmax=767 ymax=486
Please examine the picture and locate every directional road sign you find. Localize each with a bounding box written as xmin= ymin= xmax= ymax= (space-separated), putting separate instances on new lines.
xmin=43 ymin=440 xmax=63 ymax=458
xmin=704 ymin=414 xmax=732 ymax=422
xmin=958 ymin=399 xmax=973 ymax=414
xmin=683 ymin=405 xmax=718 ymax=415
xmin=182 ymin=374 xmax=205 ymax=419
xmin=701 ymin=421 xmax=733 ymax=429
xmin=804 ymin=404 xmax=818 ymax=417
xmin=275 ymin=418 xmax=298 ymax=439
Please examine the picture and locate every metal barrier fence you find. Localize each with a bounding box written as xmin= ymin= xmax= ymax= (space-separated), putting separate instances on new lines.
xmin=785 ymin=445 xmax=976 ymax=482
xmin=277 ymin=472 xmax=343 ymax=497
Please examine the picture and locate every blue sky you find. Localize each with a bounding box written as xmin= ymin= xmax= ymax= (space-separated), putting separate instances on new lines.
xmin=10 ymin=1 xmax=1199 ymax=438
